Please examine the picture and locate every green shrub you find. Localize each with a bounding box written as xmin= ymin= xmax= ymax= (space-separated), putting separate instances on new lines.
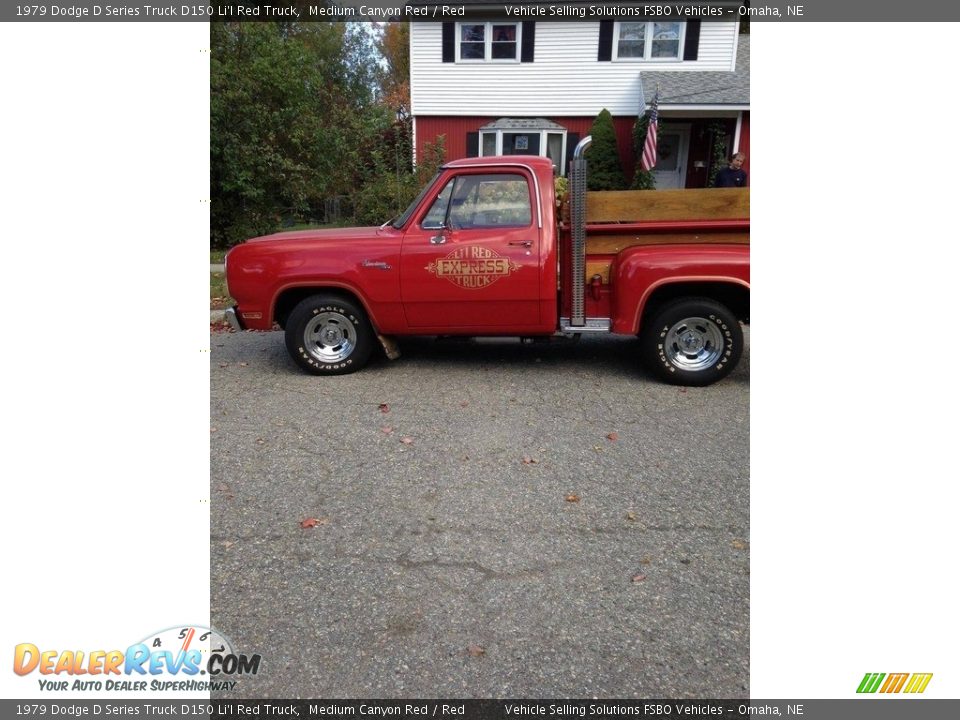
xmin=352 ymin=172 xmax=421 ymax=226
xmin=351 ymin=136 xmax=447 ymax=226
xmin=586 ymin=109 xmax=626 ymax=191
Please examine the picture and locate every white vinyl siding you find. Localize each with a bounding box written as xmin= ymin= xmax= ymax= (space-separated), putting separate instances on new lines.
xmin=411 ymin=21 xmax=740 ymax=116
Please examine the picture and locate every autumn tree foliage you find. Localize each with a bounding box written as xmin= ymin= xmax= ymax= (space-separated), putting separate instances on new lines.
xmin=378 ymin=22 xmax=410 ymax=117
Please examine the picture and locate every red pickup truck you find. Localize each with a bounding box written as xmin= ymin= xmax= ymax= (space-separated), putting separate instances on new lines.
xmin=225 ymin=141 xmax=749 ymax=385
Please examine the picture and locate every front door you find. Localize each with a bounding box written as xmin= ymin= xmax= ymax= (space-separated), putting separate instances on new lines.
xmin=653 ymin=124 xmax=690 ymax=189
xmin=400 ymin=170 xmax=541 ymax=330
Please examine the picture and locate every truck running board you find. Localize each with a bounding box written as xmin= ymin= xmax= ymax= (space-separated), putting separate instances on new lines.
xmin=559 ymin=317 xmax=612 ymax=334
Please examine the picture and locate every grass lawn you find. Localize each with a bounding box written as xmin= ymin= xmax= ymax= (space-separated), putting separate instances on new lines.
xmin=211 ymin=269 xmax=232 ymax=310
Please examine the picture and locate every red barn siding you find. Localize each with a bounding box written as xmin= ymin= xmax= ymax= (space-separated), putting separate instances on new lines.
xmin=415 ymin=114 xmax=747 ymax=188
xmin=415 ymin=116 xmax=491 ymax=164
xmin=415 ymin=116 xmax=636 ymax=178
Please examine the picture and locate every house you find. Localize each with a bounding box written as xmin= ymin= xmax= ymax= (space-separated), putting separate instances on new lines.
xmin=408 ymin=5 xmax=750 ymax=187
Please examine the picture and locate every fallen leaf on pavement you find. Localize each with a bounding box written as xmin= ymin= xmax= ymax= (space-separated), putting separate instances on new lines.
xmin=300 ymin=517 xmax=328 ymax=529
xmin=381 ymin=426 xmax=394 ymax=434
xmin=522 ymin=456 xmax=539 ymax=465
xmin=565 ymin=494 xmax=580 ymax=503
xmin=606 ymin=432 xmax=619 ymax=442
xmin=400 ymin=436 xmax=414 ymax=445
xmin=378 ymin=403 xmax=390 ymax=413
xmin=626 ymin=511 xmax=636 ymax=521
xmin=732 ymin=539 xmax=749 ymax=550
xmin=631 ymin=574 xmax=647 ymax=583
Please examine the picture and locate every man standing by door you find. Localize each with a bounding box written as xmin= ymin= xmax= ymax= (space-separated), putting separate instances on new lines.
xmin=714 ymin=152 xmax=748 ymax=188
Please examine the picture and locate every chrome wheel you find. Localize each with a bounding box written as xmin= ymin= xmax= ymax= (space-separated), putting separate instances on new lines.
xmin=303 ymin=311 xmax=357 ymax=363
xmin=662 ymin=316 xmax=724 ymax=371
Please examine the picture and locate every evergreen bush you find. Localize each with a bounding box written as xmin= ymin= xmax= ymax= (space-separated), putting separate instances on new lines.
xmin=586 ymin=109 xmax=626 ymax=190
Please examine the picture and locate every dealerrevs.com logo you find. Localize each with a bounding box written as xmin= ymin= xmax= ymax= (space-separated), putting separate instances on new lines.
xmin=13 ymin=625 xmax=260 ymax=692
xmin=857 ymin=672 xmax=933 ymax=694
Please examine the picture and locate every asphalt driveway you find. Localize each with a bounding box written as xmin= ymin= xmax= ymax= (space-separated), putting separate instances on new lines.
xmin=210 ymin=329 xmax=749 ymax=698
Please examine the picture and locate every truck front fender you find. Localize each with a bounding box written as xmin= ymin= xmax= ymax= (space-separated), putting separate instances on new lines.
xmin=610 ymin=244 xmax=750 ymax=334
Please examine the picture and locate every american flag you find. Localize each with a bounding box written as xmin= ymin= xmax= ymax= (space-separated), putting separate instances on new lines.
xmin=640 ymin=89 xmax=659 ymax=172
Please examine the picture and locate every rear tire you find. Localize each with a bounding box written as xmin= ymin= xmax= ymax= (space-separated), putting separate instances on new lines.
xmin=640 ymin=297 xmax=742 ymax=386
xmin=284 ymin=295 xmax=373 ymax=375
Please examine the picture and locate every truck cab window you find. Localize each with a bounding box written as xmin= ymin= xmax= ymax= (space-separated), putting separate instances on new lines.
xmin=421 ymin=180 xmax=454 ymax=229
xmin=447 ymin=174 xmax=531 ymax=229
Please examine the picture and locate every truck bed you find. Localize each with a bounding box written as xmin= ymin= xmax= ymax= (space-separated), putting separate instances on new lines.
xmin=562 ymin=188 xmax=749 ymax=283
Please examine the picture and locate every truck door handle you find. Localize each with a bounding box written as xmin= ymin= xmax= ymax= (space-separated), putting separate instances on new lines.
xmin=508 ymin=241 xmax=533 ymax=248
xmin=430 ymin=234 xmax=447 ymax=245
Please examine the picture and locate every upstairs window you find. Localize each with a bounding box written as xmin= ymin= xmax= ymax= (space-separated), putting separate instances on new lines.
xmin=614 ymin=22 xmax=683 ymax=61
xmin=457 ymin=22 xmax=521 ymax=62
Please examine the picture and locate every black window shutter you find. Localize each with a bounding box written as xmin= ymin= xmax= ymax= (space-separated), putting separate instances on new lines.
xmin=565 ymin=133 xmax=581 ymax=172
xmin=466 ymin=132 xmax=479 ymax=158
xmin=598 ymin=22 xmax=614 ymax=61
xmin=521 ymin=22 xmax=535 ymax=62
xmin=442 ymin=23 xmax=455 ymax=63
xmin=683 ymin=21 xmax=701 ymax=61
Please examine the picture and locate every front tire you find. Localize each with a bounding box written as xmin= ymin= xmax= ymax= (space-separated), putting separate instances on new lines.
xmin=640 ymin=297 xmax=743 ymax=386
xmin=284 ymin=294 xmax=373 ymax=375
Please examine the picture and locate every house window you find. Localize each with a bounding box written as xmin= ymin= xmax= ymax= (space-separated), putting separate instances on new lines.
xmin=478 ymin=128 xmax=568 ymax=175
xmin=614 ymin=22 xmax=683 ymax=61
xmin=457 ymin=22 xmax=520 ymax=62
xmin=481 ymin=132 xmax=497 ymax=156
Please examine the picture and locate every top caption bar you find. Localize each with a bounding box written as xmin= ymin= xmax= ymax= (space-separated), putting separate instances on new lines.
xmin=4 ymin=0 xmax=960 ymax=22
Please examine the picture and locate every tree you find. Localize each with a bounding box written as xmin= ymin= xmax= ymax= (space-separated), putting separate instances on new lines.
xmin=586 ymin=109 xmax=626 ymax=191
xmin=378 ymin=22 xmax=410 ymax=117
xmin=211 ymin=22 xmax=388 ymax=248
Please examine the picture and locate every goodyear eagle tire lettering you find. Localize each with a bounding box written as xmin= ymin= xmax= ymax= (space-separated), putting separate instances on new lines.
xmin=284 ymin=295 xmax=374 ymax=375
xmin=640 ymin=297 xmax=743 ymax=386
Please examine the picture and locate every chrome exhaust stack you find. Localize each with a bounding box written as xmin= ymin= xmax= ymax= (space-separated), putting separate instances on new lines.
xmin=569 ymin=136 xmax=591 ymax=327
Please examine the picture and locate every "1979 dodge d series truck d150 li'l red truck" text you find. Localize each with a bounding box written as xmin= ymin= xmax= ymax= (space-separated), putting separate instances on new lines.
xmin=224 ymin=138 xmax=749 ymax=385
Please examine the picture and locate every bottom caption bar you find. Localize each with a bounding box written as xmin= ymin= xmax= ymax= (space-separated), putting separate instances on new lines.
xmin=4 ymin=700 xmax=960 ymax=719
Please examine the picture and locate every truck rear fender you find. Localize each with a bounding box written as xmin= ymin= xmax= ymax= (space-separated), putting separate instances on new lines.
xmin=610 ymin=245 xmax=750 ymax=334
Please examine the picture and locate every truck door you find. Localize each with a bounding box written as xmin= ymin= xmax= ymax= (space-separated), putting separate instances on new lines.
xmin=400 ymin=169 xmax=542 ymax=330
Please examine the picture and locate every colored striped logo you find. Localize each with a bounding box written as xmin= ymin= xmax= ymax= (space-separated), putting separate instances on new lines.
xmin=857 ymin=672 xmax=933 ymax=694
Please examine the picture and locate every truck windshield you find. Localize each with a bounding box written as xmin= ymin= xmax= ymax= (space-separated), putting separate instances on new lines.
xmin=390 ymin=173 xmax=441 ymax=229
